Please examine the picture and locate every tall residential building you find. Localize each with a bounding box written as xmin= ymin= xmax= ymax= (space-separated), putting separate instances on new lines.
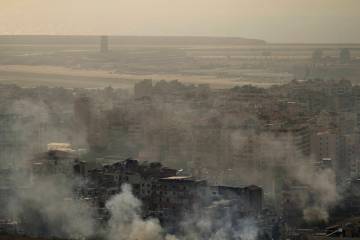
xmin=310 ymin=131 xmax=360 ymax=182
xmin=100 ymin=36 xmax=109 ymax=53
xmin=0 ymin=114 xmax=20 ymax=166
xmin=340 ymin=48 xmax=351 ymax=64
xmin=310 ymin=131 xmax=339 ymax=165
xmin=312 ymin=49 xmax=323 ymax=62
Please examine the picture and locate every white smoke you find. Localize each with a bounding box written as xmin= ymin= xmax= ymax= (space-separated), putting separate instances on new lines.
xmin=106 ymin=184 xmax=177 ymax=240
xmin=2 ymin=99 xmax=95 ymax=238
xmin=105 ymin=184 xmax=259 ymax=240
xmin=293 ymin=165 xmax=338 ymax=222
xmin=179 ymin=203 xmax=259 ymax=240
xmin=7 ymin=175 xmax=95 ymax=238
xmin=226 ymin=130 xmax=339 ymax=223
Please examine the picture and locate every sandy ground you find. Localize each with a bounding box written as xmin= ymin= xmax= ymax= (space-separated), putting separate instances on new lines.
xmin=0 ymin=64 xmax=279 ymax=89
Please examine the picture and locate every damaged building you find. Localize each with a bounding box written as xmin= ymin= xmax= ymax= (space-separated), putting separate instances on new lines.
xmin=79 ymin=158 xmax=263 ymax=225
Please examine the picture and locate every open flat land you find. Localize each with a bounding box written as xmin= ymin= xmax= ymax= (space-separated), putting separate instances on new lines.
xmin=0 ymin=64 xmax=285 ymax=89
xmin=0 ymin=36 xmax=359 ymax=89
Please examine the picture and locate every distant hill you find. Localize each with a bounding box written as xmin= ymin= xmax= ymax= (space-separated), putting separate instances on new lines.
xmin=0 ymin=35 xmax=266 ymax=46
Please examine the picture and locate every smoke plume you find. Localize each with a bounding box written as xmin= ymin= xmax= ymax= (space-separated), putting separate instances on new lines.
xmin=106 ymin=184 xmax=176 ymax=240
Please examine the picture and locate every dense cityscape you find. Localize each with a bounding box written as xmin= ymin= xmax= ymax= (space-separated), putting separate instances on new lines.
xmin=1 ymin=66 xmax=360 ymax=239
xmin=1 ymin=2 xmax=360 ymax=239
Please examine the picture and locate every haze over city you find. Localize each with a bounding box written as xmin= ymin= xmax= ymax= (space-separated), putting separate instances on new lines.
xmin=1 ymin=1 xmax=360 ymax=240
xmin=1 ymin=0 xmax=360 ymax=43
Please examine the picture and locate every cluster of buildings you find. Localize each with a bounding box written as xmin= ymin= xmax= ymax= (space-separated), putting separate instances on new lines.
xmin=83 ymin=158 xmax=262 ymax=224
xmin=118 ymin=79 xmax=360 ymax=185
xmin=1 ymin=76 xmax=360 ymax=238
xmin=0 ymin=143 xmax=263 ymax=236
xmin=32 ymin=143 xmax=263 ymax=224
xmin=312 ymin=48 xmax=352 ymax=64
xmin=128 ymin=78 xmax=360 ymax=233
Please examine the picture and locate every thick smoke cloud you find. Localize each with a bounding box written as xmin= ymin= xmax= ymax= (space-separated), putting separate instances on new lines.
xmin=293 ymin=166 xmax=337 ymax=222
xmin=106 ymin=184 xmax=259 ymax=240
xmin=161 ymin=108 xmax=338 ymax=222
xmin=99 ymin=94 xmax=339 ymax=223
xmin=8 ymin=99 xmax=87 ymax=163
xmin=0 ymin=84 xmax=341 ymax=240
xmin=180 ymin=205 xmax=259 ymax=240
xmin=246 ymin=133 xmax=338 ymax=222
xmin=2 ymin=99 xmax=94 ymax=238
xmin=106 ymin=184 xmax=176 ymax=240
xmin=8 ymin=176 xmax=95 ymax=238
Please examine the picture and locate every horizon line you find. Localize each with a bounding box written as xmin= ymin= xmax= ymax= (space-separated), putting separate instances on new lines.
xmin=0 ymin=34 xmax=360 ymax=45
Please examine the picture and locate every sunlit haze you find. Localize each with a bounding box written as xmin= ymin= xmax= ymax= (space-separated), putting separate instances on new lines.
xmin=1 ymin=0 xmax=360 ymax=43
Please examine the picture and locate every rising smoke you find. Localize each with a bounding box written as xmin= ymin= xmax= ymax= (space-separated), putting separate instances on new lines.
xmin=2 ymin=99 xmax=94 ymax=238
xmin=8 ymin=176 xmax=95 ymax=238
xmin=0 ymin=86 xmax=340 ymax=239
xmin=106 ymin=184 xmax=177 ymax=240
xmin=227 ymin=131 xmax=338 ymax=222
xmin=106 ymin=184 xmax=259 ymax=240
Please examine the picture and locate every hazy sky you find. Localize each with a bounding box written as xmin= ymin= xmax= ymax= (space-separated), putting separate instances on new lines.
xmin=1 ymin=0 xmax=360 ymax=43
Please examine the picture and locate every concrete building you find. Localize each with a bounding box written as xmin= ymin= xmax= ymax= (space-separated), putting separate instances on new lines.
xmin=310 ymin=131 xmax=360 ymax=181
xmin=312 ymin=49 xmax=323 ymax=62
xmin=344 ymin=135 xmax=360 ymax=179
xmin=100 ymin=36 xmax=109 ymax=53
xmin=83 ymin=159 xmax=263 ymax=224
xmin=31 ymin=143 xmax=80 ymax=178
xmin=310 ymin=131 xmax=339 ymax=165
xmin=0 ymin=114 xmax=20 ymax=166
xmin=270 ymin=124 xmax=311 ymax=156
xmin=340 ymin=48 xmax=351 ymax=64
